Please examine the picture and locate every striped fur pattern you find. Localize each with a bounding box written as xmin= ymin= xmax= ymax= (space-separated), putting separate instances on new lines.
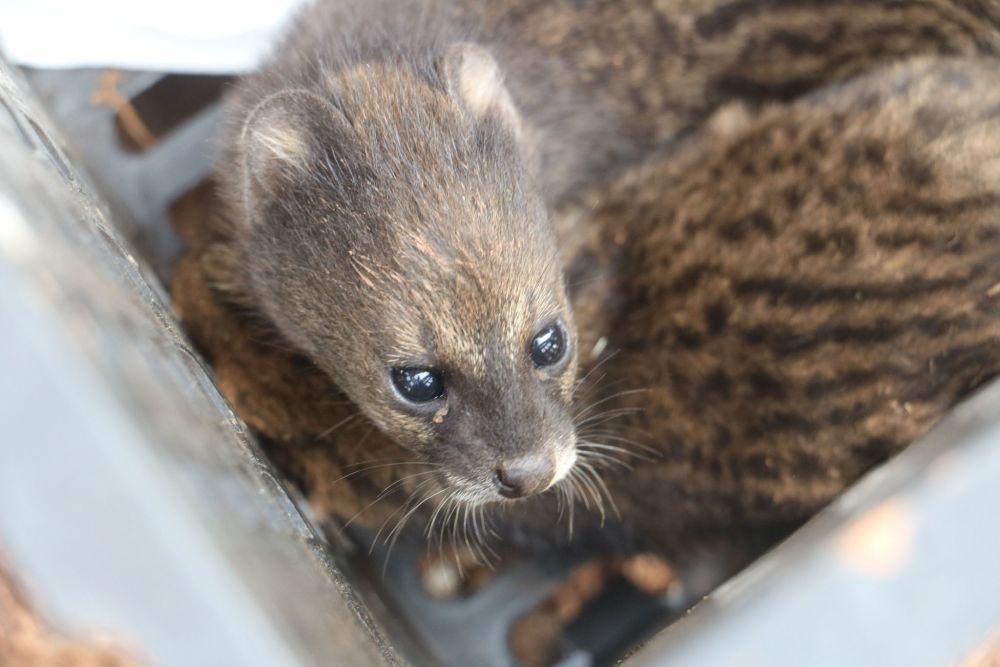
xmin=548 ymin=56 xmax=1000 ymax=561
xmin=469 ymin=0 xmax=1000 ymax=192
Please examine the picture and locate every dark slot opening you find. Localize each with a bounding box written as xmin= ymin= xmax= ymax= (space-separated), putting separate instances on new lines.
xmin=115 ymin=74 xmax=232 ymax=153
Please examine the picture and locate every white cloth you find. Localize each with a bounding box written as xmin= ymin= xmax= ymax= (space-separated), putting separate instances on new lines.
xmin=0 ymin=0 xmax=307 ymax=73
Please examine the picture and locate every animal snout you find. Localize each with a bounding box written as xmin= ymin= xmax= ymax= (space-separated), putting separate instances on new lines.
xmin=494 ymin=456 xmax=555 ymax=498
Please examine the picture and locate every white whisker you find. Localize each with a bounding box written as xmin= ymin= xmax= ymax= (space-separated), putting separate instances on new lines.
xmin=315 ymin=413 xmax=360 ymax=441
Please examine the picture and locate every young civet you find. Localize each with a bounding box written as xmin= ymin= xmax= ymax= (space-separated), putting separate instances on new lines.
xmin=184 ymin=0 xmax=1000 ymax=565
xmin=209 ymin=0 xmax=595 ymax=512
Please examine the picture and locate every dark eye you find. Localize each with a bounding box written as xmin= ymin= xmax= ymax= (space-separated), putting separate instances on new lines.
xmin=530 ymin=323 xmax=567 ymax=368
xmin=391 ymin=367 xmax=445 ymax=403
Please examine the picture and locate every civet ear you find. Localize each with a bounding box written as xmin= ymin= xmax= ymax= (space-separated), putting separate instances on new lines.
xmin=239 ymin=88 xmax=357 ymax=209
xmin=441 ymin=42 xmax=524 ymax=135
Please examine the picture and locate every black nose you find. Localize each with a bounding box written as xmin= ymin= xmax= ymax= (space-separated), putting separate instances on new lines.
xmin=494 ymin=458 xmax=554 ymax=499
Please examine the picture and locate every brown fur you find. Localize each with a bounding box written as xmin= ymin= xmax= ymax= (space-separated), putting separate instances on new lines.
xmin=210 ymin=0 xmax=588 ymax=508
xmin=504 ymin=54 xmax=1000 ymax=665
xmin=532 ymin=56 xmax=1000 ymax=562
xmin=478 ymin=0 xmax=1000 ymax=148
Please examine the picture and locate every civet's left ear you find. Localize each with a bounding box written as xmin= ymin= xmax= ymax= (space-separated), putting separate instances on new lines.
xmin=440 ymin=42 xmax=525 ymax=141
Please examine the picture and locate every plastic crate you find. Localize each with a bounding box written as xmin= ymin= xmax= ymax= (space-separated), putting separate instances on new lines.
xmin=3 ymin=58 xmax=1000 ymax=667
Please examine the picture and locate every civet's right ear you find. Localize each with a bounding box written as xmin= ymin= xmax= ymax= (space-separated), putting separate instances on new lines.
xmin=239 ymin=88 xmax=358 ymax=214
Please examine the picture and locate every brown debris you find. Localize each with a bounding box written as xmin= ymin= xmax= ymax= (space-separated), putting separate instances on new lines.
xmin=90 ymin=70 xmax=157 ymax=151
xmin=170 ymin=181 xmax=413 ymax=529
xmin=508 ymin=555 xmax=675 ymax=667
xmin=416 ymin=545 xmax=499 ymax=600
xmin=0 ymin=561 xmax=141 ymax=667
xmin=960 ymin=631 xmax=1000 ymax=667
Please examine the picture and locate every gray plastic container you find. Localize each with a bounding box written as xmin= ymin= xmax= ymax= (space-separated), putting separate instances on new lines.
xmin=3 ymin=58 xmax=1000 ymax=667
